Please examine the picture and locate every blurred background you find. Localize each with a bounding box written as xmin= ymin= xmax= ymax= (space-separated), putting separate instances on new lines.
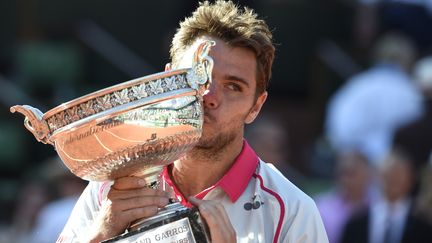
xmin=1 ymin=0 xmax=432 ymax=242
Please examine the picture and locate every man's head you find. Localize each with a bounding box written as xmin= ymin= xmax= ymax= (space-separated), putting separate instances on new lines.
xmin=371 ymin=32 xmax=417 ymax=72
xmin=380 ymin=148 xmax=415 ymax=202
xmin=335 ymin=150 xmax=371 ymax=201
xmin=170 ymin=0 xmax=275 ymax=98
xmin=169 ymin=1 xmax=274 ymax=158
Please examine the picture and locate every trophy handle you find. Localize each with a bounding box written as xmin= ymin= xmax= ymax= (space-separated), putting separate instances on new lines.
xmin=193 ymin=40 xmax=215 ymax=85
xmin=187 ymin=40 xmax=215 ymax=93
xmin=10 ymin=105 xmax=52 ymax=145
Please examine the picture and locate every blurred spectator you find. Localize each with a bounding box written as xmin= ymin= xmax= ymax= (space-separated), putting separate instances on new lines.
xmin=415 ymin=154 xmax=432 ymax=223
xmin=29 ymin=157 xmax=87 ymax=243
xmin=391 ymin=56 xmax=432 ymax=203
xmin=0 ymin=180 xmax=51 ymax=243
xmin=315 ymin=150 xmax=373 ymax=243
xmin=245 ymin=112 xmax=289 ymax=171
xmin=393 ymin=56 xmax=432 ymax=169
xmin=325 ymin=32 xmax=423 ymax=166
xmin=341 ymin=148 xmax=432 ymax=243
xmin=245 ymin=111 xmax=306 ymax=186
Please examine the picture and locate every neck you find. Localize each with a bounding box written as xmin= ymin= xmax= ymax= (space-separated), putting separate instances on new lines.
xmin=170 ymin=137 xmax=244 ymax=198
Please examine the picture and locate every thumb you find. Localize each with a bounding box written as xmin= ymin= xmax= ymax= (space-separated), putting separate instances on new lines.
xmin=188 ymin=196 xmax=204 ymax=206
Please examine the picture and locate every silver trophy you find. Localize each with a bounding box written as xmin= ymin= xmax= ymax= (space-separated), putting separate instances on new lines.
xmin=11 ymin=41 xmax=215 ymax=243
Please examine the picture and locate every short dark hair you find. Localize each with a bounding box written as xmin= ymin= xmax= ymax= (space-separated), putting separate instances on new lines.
xmin=170 ymin=0 xmax=275 ymax=96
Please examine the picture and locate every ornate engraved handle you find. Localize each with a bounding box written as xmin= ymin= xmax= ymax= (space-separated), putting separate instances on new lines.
xmin=10 ymin=105 xmax=52 ymax=144
xmin=187 ymin=40 xmax=215 ymax=94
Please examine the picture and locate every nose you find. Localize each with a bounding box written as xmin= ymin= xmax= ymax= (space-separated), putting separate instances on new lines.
xmin=203 ymin=82 xmax=219 ymax=109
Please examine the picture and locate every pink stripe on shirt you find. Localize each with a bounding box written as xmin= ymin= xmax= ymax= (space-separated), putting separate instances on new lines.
xmin=253 ymin=173 xmax=285 ymax=243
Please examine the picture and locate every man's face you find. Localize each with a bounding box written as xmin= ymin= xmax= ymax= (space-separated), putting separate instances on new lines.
xmin=177 ymin=37 xmax=267 ymax=154
xmin=380 ymin=155 xmax=413 ymax=202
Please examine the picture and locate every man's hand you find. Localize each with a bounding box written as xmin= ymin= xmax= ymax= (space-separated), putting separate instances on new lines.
xmin=189 ymin=197 xmax=236 ymax=243
xmin=86 ymin=177 xmax=170 ymax=242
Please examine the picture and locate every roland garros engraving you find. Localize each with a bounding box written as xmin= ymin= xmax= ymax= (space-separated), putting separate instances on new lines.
xmin=109 ymin=217 xmax=196 ymax=243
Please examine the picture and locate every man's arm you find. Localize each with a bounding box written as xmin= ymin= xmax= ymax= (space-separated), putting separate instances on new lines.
xmin=281 ymin=197 xmax=329 ymax=243
xmin=58 ymin=177 xmax=170 ymax=243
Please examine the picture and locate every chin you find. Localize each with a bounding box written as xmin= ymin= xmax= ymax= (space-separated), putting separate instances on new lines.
xmin=196 ymin=130 xmax=238 ymax=152
xmin=195 ymin=135 xmax=214 ymax=149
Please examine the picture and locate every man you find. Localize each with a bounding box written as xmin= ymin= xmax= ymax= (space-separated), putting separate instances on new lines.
xmin=325 ymin=32 xmax=423 ymax=166
xmin=393 ymin=56 xmax=432 ymax=170
xmin=315 ymin=150 xmax=372 ymax=243
xmin=57 ymin=1 xmax=328 ymax=242
xmin=341 ymin=148 xmax=432 ymax=243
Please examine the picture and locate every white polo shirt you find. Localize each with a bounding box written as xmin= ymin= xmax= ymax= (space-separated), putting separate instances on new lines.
xmin=57 ymin=141 xmax=328 ymax=243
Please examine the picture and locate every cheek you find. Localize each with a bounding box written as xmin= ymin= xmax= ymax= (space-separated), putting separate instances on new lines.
xmin=212 ymin=112 xmax=248 ymax=135
xmin=222 ymin=112 xmax=248 ymax=126
xmin=222 ymin=95 xmax=253 ymax=113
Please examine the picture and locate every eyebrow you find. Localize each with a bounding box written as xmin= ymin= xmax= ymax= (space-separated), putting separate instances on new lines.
xmin=224 ymin=74 xmax=250 ymax=87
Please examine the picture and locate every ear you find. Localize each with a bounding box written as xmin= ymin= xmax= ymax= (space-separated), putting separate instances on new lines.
xmin=165 ymin=63 xmax=172 ymax=71
xmin=245 ymin=91 xmax=268 ymax=124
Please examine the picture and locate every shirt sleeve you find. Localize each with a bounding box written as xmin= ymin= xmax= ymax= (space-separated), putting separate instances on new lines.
xmin=282 ymin=196 xmax=329 ymax=243
xmin=56 ymin=181 xmax=112 ymax=243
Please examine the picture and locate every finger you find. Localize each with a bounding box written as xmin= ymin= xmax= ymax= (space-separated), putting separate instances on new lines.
xmin=122 ymin=205 xmax=160 ymax=222
xmin=189 ymin=197 xmax=232 ymax=230
xmin=201 ymin=207 xmax=236 ymax=242
xmin=200 ymin=201 xmax=231 ymax=228
xmin=188 ymin=196 xmax=204 ymax=206
xmin=112 ymin=177 xmax=147 ymax=190
xmin=105 ymin=194 xmax=169 ymax=212
xmin=109 ymin=187 xmax=169 ymax=200
xmin=118 ymin=196 xmax=170 ymax=210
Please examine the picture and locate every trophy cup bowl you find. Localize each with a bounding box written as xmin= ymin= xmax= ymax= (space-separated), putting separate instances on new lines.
xmin=11 ymin=41 xmax=215 ymax=243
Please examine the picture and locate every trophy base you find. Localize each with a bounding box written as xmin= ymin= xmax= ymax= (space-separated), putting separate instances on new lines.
xmin=102 ymin=202 xmax=210 ymax=243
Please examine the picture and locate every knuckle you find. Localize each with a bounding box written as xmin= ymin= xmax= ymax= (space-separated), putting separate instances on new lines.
xmin=139 ymin=206 xmax=158 ymax=218
xmin=154 ymin=196 xmax=168 ymax=206
xmin=152 ymin=197 xmax=161 ymax=205
xmin=123 ymin=206 xmax=157 ymax=222
xmin=110 ymin=202 xmax=123 ymax=212
xmin=129 ymin=196 xmax=144 ymax=205
xmin=107 ymin=190 xmax=119 ymax=199
xmin=139 ymin=187 xmax=154 ymax=195
xmin=131 ymin=197 xmax=146 ymax=207
xmin=113 ymin=177 xmax=143 ymax=189
xmin=112 ymin=178 xmax=127 ymax=189
xmin=130 ymin=196 xmax=162 ymax=208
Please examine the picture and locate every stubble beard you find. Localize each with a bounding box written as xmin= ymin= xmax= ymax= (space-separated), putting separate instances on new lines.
xmin=186 ymin=122 xmax=242 ymax=162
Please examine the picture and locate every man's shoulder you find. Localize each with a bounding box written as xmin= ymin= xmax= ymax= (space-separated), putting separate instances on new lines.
xmin=252 ymin=161 xmax=328 ymax=243
xmin=256 ymin=160 xmax=316 ymax=206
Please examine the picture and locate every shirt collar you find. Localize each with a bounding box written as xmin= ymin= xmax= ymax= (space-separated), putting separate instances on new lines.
xmin=161 ymin=140 xmax=259 ymax=205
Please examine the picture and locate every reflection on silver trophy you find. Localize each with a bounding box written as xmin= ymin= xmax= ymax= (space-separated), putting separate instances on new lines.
xmin=10 ymin=41 xmax=215 ymax=243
